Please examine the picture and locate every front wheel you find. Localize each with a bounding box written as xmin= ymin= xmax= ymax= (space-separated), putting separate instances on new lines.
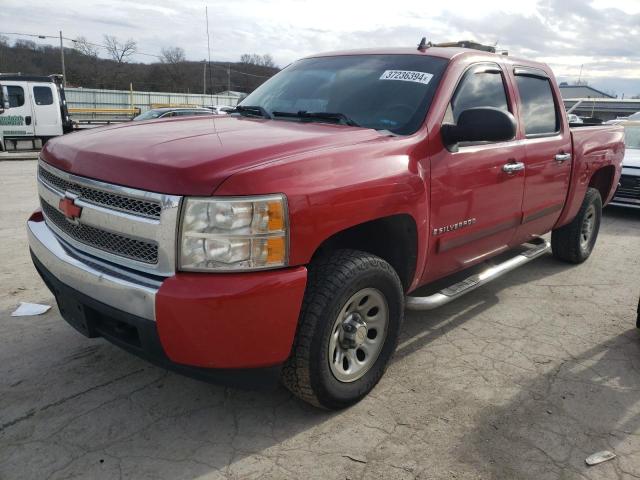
xmin=551 ymin=187 xmax=602 ymax=263
xmin=281 ymin=249 xmax=404 ymax=409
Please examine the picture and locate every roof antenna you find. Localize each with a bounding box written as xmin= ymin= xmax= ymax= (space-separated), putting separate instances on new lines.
xmin=417 ymin=37 xmax=431 ymax=52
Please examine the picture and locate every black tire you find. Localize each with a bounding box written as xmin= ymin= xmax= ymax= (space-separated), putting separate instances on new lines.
xmin=551 ymin=187 xmax=602 ymax=264
xmin=282 ymin=249 xmax=404 ymax=409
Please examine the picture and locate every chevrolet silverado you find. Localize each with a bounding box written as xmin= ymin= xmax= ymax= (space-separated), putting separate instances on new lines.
xmin=26 ymin=41 xmax=624 ymax=409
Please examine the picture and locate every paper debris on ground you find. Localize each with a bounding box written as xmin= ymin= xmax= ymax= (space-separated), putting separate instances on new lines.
xmin=585 ymin=451 xmax=616 ymax=466
xmin=11 ymin=302 xmax=51 ymax=317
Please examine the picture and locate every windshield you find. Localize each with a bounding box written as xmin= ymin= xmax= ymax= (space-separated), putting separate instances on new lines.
xmin=134 ymin=110 xmax=163 ymax=121
xmin=624 ymin=125 xmax=640 ymax=149
xmin=239 ymin=54 xmax=448 ymax=135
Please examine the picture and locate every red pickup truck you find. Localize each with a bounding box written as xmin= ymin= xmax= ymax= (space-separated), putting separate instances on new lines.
xmin=27 ymin=42 xmax=624 ymax=409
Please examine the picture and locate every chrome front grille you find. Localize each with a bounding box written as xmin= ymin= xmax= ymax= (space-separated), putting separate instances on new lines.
xmin=615 ymin=174 xmax=640 ymax=201
xmin=38 ymin=159 xmax=182 ymax=276
xmin=38 ymin=165 xmax=162 ymax=219
xmin=41 ymin=201 xmax=159 ymax=264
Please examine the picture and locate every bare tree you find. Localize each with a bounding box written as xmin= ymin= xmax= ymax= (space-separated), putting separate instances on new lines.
xmin=261 ymin=54 xmax=275 ymax=68
xmin=160 ymin=47 xmax=187 ymax=90
xmin=103 ymin=35 xmax=137 ymax=64
xmin=74 ymin=36 xmax=99 ymax=58
xmin=240 ymin=53 xmax=276 ymax=67
xmin=161 ymin=46 xmax=185 ymax=64
xmin=15 ymin=39 xmax=38 ymax=50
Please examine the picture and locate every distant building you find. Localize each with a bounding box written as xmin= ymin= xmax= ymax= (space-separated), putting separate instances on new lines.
xmin=559 ymin=84 xmax=614 ymax=99
xmin=564 ymin=98 xmax=640 ymax=121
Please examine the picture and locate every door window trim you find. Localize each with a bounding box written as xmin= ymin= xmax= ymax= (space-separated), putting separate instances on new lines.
xmin=513 ymin=66 xmax=562 ymax=139
xmin=442 ymin=62 xmax=517 ymax=148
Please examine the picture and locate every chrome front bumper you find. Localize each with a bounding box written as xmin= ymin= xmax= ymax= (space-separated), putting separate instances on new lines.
xmin=28 ymin=219 xmax=161 ymax=321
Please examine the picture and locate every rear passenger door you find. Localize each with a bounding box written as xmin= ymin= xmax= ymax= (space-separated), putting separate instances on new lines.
xmin=511 ymin=68 xmax=572 ymax=243
xmin=425 ymin=63 xmax=526 ymax=282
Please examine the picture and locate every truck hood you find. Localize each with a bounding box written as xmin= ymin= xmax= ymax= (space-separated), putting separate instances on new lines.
xmin=623 ymin=148 xmax=640 ymax=169
xmin=41 ymin=116 xmax=382 ymax=195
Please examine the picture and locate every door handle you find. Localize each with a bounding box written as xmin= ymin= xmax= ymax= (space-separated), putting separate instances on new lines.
xmin=555 ymin=153 xmax=571 ymax=162
xmin=502 ymin=162 xmax=525 ymax=174
xmin=25 ymin=116 xmax=32 ymax=126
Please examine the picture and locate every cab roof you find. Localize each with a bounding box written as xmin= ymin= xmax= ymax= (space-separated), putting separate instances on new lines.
xmin=0 ymin=74 xmax=55 ymax=83
xmin=303 ymin=47 xmax=548 ymax=71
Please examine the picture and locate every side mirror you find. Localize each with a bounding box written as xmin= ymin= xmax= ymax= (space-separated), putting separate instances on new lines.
xmin=441 ymin=107 xmax=516 ymax=151
xmin=0 ymin=85 xmax=9 ymax=114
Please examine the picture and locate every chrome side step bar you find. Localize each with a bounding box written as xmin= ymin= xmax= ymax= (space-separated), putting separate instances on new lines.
xmin=405 ymin=238 xmax=551 ymax=311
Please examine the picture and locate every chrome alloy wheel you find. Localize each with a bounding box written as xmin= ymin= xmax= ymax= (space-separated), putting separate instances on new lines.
xmin=328 ymin=288 xmax=389 ymax=383
xmin=580 ymin=204 xmax=596 ymax=250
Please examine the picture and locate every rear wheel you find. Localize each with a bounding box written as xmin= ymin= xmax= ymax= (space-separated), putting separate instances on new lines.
xmin=551 ymin=187 xmax=602 ymax=263
xmin=282 ymin=249 xmax=403 ymax=409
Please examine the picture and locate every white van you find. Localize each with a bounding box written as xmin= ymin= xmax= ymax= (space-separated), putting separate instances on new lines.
xmin=0 ymin=74 xmax=72 ymax=151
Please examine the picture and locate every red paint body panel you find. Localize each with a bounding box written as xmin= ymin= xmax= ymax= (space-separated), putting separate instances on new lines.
xmin=38 ymin=47 xmax=625 ymax=371
xmin=554 ymin=125 xmax=624 ymax=229
xmin=156 ymin=267 xmax=307 ymax=368
xmin=214 ymin=131 xmax=431 ymax=291
xmin=40 ymin=116 xmax=381 ymax=195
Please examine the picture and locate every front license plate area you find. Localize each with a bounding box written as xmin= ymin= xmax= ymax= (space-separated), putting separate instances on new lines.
xmin=55 ymin=292 xmax=97 ymax=338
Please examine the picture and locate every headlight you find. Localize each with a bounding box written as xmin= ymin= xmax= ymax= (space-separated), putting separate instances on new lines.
xmin=179 ymin=195 xmax=288 ymax=271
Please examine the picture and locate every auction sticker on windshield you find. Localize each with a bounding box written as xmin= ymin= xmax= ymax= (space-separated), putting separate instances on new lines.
xmin=379 ymin=70 xmax=434 ymax=85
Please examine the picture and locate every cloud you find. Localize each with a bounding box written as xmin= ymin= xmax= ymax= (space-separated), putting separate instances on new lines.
xmin=2 ymin=0 xmax=639 ymax=95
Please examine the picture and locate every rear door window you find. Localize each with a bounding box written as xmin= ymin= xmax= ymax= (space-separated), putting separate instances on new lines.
xmin=33 ymin=86 xmax=54 ymax=105
xmin=515 ymin=73 xmax=559 ymax=136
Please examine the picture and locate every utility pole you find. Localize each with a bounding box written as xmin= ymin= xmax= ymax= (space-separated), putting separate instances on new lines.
xmin=205 ymin=6 xmax=213 ymax=103
xmin=227 ymin=63 xmax=230 ymax=92
xmin=203 ymin=61 xmax=207 ymax=95
xmin=59 ymin=30 xmax=66 ymax=87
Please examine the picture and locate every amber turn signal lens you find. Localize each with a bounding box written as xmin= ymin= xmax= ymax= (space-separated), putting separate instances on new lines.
xmin=267 ymin=201 xmax=285 ymax=232
xmin=266 ymin=236 xmax=286 ymax=264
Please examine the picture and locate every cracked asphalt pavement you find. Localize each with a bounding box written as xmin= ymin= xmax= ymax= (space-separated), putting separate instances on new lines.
xmin=1 ymin=160 xmax=640 ymax=479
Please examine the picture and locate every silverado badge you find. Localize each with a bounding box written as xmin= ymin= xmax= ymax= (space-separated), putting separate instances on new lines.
xmin=433 ymin=218 xmax=476 ymax=236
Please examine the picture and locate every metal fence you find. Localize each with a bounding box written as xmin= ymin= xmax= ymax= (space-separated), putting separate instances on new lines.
xmin=65 ymin=87 xmax=241 ymax=122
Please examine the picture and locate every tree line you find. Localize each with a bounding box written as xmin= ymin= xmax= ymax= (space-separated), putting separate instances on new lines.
xmin=0 ymin=36 xmax=280 ymax=94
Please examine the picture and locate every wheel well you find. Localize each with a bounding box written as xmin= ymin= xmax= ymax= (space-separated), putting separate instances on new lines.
xmin=311 ymin=214 xmax=418 ymax=291
xmin=589 ymin=166 xmax=616 ymax=203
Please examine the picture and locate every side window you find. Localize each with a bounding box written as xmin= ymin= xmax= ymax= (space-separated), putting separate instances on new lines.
xmin=33 ymin=86 xmax=53 ymax=106
xmin=445 ymin=66 xmax=510 ymax=123
xmin=515 ymin=74 xmax=559 ymax=136
xmin=7 ymin=86 xmax=25 ymax=108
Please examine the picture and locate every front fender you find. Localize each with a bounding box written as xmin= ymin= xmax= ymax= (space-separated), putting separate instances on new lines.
xmin=214 ymin=135 xmax=430 ymax=290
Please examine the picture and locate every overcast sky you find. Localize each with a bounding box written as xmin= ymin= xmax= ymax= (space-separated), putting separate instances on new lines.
xmin=5 ymin=0 xmax=640 ymax=96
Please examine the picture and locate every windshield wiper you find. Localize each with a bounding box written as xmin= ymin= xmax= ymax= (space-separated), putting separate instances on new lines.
xmin=232 ymin=105 xmax=272 ymax=119
xmin=272 ymin=110 xmax=360 ymax=127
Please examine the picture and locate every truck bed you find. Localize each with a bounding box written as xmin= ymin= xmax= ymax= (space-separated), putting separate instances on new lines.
xmin=554 ymin=124 xmax=625 ymax=228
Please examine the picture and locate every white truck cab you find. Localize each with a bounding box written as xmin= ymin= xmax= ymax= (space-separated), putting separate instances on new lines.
xmin=0 ymin=74 xmax=72 ymax=151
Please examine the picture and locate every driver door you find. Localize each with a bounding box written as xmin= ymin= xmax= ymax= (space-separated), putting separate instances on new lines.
xmin=422 ymin=63 xmax=526 ymax=283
